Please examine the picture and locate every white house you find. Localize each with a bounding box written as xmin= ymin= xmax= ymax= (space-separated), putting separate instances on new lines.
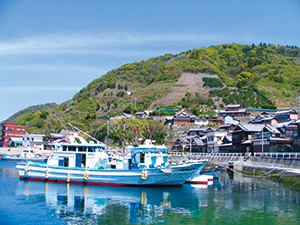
xmin=22 ymin=133 xmax=45 ymax=149
xmin=194 ymin=117 xmax=209 ymax=126
xmin=224 ymin=115 xmax=240 ymax=125
xmin=206 ymin=130 xmax=228 ymax=153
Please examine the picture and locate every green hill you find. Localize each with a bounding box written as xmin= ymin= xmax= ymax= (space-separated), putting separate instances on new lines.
xmin=7 ymin=43 xmax=300 ymax=145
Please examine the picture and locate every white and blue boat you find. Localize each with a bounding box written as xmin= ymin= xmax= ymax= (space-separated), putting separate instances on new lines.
xmin=2 ymin=149 xmax=48 ymax=162
xmin=16 ymin=133 xmax=206 ymax=187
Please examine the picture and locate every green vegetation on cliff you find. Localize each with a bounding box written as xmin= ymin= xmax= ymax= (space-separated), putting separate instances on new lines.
xmin=8 ymin=43 xmax=300 ymax=145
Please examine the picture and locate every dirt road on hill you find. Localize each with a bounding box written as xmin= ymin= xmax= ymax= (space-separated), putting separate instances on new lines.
xmin=151 ymin=72 xmax=219 ymax=107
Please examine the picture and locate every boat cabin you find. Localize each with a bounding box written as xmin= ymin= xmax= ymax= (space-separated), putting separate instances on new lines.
xmin=126 ymin=139 xmax=169 ymax=169
xmin=47 ymin=143 xmax=107 ymax=169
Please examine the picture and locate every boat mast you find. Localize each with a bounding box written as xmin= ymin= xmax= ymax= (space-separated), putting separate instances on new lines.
xmin=123 ymin=120 xmax=126 ymax=156
xmin=54 ymin=114 xmax=70 ymax=133
xmin=67 ymin=123 xmax=104 ymax=145
xmin=106 ymin=116 xmax=110 ymax=149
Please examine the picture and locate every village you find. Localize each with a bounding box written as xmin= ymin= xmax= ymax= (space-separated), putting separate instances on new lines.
xmin=2 ymin=104 xmax=300 ymax=156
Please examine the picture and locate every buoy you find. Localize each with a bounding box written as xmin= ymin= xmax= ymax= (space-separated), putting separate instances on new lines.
xmin=45 ymin=168 xmax=49 ymax=179
xmin=141 ymin=170 xmax=148 ymax=180
xmin=84 ymin=172 xmax=89 ymax=181
xmin=25 ymin=162 xmax=31 ymax=173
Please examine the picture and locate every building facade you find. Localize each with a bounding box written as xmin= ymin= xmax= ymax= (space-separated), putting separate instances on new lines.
xmin=1 ymin=122 xmax=27 ymax=147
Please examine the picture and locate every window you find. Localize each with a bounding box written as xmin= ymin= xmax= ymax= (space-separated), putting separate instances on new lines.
xmin=6 ymin=127 xmax=14 ymax=131
xmin=69 ymin=146 xmax=77 ymax=152
xmin=78 ymin=147 xmax=86 ymax=152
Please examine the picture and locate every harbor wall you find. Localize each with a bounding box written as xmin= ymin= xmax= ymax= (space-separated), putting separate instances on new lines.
xmin=168 ymin=154 xmax=300 ymax=176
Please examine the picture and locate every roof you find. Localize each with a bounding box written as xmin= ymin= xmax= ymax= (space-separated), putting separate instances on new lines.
xmin=9 ymin=137 xmax=22 ymax=142
xmin=227 ymin=104 xmax=241 ymax=108
xmin=219 ymin=109 xmax=247 ymax=114
xmin=273 ymin=120 xmax=295 ymax=128
xmin=237 ymin=123 xmax=265 ymax=132
xmin=274 ymin=109 xmax=297 ymax=115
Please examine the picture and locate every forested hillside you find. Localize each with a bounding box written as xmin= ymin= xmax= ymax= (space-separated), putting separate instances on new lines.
xmin=9 ymin=43 xmax=300 ymax=146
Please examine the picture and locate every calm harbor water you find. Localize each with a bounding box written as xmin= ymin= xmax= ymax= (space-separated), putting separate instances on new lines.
xmin=0 ymin=160 xmax=299 ymax=225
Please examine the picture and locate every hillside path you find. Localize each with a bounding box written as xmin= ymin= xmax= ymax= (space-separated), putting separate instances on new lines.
xmin=151 ymin=72 xmax=219 ymax=107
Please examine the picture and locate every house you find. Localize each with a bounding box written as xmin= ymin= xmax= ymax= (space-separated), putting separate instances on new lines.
xmin=135 ymin=111 xmax=148 ymax=119
xmin=173 ymin=112 xmax=196 ymax=125
xmin=219 ymin=135 xmax=233 ymax=153
xmin=8 ymin=137 xmax=23 ymax=147
xmin=274 ymin=121 xmax=298 ymax=139
xmin=250 ymin=112 xmax=278 ymax=125
xmin=232 ymin=123 xmax=285 ymax=153
xmin=224 ymin=115 xmax=240 ymax=125
xmin=251 ymin=109 xmax=298 ymax=125
xmin=274 ymin=109 xmax=298 ymax=122
xmin=171 ymin=135 xmax=207 ymax=153
xmin=1 ymin=122 xmax=27 ymax=147
xmin=251 ymin=125 xmax=291 ymax=153
xmin=219 ymin=104 xmax=250 ymax=117
xmin=194 ymin=117 xmax=209 ymax=126
xmin=206 ymin=130 xmax=228 ymax=153
xmin=172 ymin=136 xmax=190 ymax=151
xmin=22 ymin=133 xmax=45 ymax=150
xmin=206 ymin=115 xmax=223 ymax=126
xmin=187 ymin=128 xmax=205 ymax=137
xmin=290 ymin=120 xmax=300 ymax=152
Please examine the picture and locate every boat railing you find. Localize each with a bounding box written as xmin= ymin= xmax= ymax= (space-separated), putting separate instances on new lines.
xmin=168 ymin=152 xmax=300 ymax=159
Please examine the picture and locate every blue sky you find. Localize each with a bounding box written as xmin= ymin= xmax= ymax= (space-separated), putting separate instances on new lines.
xmin=0 ymin=0 xmax=300 ymax=122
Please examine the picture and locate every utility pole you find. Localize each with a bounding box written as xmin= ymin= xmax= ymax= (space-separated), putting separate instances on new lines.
xmin=262 ymin=125 xmax=264 ymax=153
xmin=298 ymin=96 xmax=300 ymax=114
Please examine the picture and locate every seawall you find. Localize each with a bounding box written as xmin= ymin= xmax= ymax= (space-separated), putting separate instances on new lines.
xmin=168 ymin=153 xmax=300 ymax=176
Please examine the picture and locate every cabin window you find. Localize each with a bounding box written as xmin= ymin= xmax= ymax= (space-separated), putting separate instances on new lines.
xmin=140 ymin=152 xmax=145 ymax=164
xmin=63 ymin=146 xmax=67 ymax=151
xmin=81 ymin=154 xmax=86 ymax=167
xmin=78 ymin=146 xmax=86 ymax=152
xmin=69 ymin=146 xmax=77 ymax=152
xmin=88 ymin=147 xmax=93 ymax=152
xmin=63 ymin=157 xmax=69 ymax=167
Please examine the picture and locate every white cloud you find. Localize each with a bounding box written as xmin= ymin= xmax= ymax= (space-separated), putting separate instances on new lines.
xmin=0 ymin=63 xmax=108 ymax=74
xmin=0 ymin=86 xmax=81 ymax=95
xmin=0 ymin=31 xmax=248 ymax=56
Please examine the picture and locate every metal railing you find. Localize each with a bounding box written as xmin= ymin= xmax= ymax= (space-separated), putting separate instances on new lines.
xmin=168 ymin=152 xmax=300 ymax=159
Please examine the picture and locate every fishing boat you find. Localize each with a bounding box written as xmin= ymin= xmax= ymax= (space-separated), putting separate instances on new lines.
xmin=185 ymin=174 xmax=214 ymax=185
xmin=2 ymin=149 xmax=48 ymax=162
xmin=184 ymin=160 xmax=213 ymax=185
xmin=15 ymin=133 xmax=206 ymax=186
xmin=200 ymin=166 xmax=223 ymax=179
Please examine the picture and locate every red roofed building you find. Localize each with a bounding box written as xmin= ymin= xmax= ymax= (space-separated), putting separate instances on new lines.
xmin=1 ymin=122 xmax=27 ymax=147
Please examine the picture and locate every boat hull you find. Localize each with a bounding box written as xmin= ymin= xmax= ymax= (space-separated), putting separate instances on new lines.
xmin=200 ymin=167 xmax=223 ymax=179
xmin=2 ymin=156 xmax=48 ymax=162
xmin=16 ymin=162 xmax=204 ymax=187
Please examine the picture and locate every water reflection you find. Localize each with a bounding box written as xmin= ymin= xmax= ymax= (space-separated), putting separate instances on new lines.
xmin=12 ymin=170 xmax=300 ymax=224
xmin=17 ymin=181 xmax=211 ymax=224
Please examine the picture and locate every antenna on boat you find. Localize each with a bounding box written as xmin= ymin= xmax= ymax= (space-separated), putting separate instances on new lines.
xmin=106 ymin=116 xmax=110 ymax=149
xmin=67 ymin=123 xmax=104 ymax=145
xmin=123 ymin=120 xmax=126 ymax=156
xmin=133 ymin=128 xmax=140 ymax=146
xmin=53 ymin=114 xmax=70 ymax=132
xmin=147 ymin=129 xmax=154 ymax=143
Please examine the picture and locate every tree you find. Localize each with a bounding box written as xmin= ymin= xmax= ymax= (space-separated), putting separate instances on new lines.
xmin=236 ymin=71 xmax=254 ymax=88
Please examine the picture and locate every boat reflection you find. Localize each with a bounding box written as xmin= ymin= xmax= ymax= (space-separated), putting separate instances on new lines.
xmin=17 ymin=181 xmax=213 ymax=223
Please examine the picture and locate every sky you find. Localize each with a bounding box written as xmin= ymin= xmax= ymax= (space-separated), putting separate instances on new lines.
xmin=0 ymin=0 xmax=300 ymax=122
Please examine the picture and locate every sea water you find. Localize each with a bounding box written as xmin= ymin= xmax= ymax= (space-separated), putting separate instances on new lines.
xmin=0 ymin=160 xmax=299 ymax=225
